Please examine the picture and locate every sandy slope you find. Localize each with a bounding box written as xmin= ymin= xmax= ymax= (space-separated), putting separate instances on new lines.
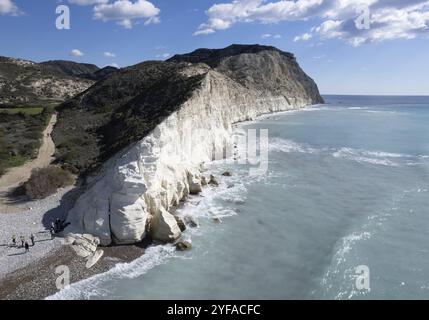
xmin=0 ymin=113 xmax=57 ymax=209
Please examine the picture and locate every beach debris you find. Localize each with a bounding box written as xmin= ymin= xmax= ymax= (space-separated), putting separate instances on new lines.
xmin=208 ymin=175 xmax=219 ymax=186
xmin=176 ymin=241 xmax=192 ymax=251
xmin=86 ymin=249 xmax=104 ymax=269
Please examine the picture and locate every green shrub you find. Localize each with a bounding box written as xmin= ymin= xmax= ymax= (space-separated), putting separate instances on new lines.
xmin=24 ymin=166 xmax=74 ymax=199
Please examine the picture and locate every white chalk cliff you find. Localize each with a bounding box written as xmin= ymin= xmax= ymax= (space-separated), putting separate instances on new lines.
xmin=59 ymin=45 xmax=323 ymax=246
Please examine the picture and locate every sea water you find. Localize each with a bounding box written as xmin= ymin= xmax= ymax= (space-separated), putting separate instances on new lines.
xmin=48 ymin=95 xmax=429 ymax=300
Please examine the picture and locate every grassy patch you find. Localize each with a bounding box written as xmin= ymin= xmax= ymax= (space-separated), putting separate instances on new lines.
xmin=0 ymin=106 xmax=44 ymax=115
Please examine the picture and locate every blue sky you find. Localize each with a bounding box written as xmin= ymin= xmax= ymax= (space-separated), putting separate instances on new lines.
xmin=0 ymin=0 xmax=429 ymax=95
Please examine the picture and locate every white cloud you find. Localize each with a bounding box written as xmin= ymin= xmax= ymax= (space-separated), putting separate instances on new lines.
xmin=156 ymin=53 xmax=171 ymax=59
xmin=104 ymin=51 xmax=116 ymax=58
xmin=93 ymin=0 xmax=161 ymax=29
xmin=261 ymin=33 xmax=282 ymax=39
xmin=294 ymin=32 xmax=313 ymax=41
xmin=68 ymin=0 xmax=108 ymax=5
xmin=109 ymin=63 xmax=120 ymax=68
xmin=196 ymin=0 xmax=429 ymax=46
xmin=70 ymin=49 xmax=84 ymax=57
xmin=0 ymin=0 xmax=21 ymax=16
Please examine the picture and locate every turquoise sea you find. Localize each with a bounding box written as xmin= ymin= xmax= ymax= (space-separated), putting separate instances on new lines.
xmin=49 ymin=95 xmax=429 ymax=300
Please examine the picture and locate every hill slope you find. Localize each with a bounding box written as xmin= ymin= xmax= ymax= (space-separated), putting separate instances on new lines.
xmin=41 ymin=60 xmax=118 ymax=81
xmin=0 ymin=56 xmax=95 ymax=106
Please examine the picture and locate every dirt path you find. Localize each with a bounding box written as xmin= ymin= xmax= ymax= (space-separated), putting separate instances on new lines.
xmin=0 ymin=113 xmax=57 ymax=208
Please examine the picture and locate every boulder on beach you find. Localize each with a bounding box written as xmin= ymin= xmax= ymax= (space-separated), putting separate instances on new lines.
xmin=86 ymin=249 xmax=104 ymax=269
xmin=201 ymin=176 xmax=208 ymax=186
xmin=66 ymin=233 xmax=100 ymax=258
xmin=176 ymin=241 xmax=192 ymax=251
xmin=150 ymin=206 xmax=182 ymax=242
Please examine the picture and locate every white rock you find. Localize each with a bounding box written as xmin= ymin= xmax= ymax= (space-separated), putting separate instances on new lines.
xmin=187 ymin=170 xmax=202 ymax=194
xmin=86 ymin=249 xmax=104 ymax=269
xmin=67 ymin=233 xmax=100 ymax=258
xmin=150 ymin=207 xmax=182 ymax=243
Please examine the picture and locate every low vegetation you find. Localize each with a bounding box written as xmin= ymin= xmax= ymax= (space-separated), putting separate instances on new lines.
xmin=23 ymin=165 xmax=74 ymax=199
xmin=0 ymin=106 xmax=44 ymax=115
xmin=0 ymin=105 xmax=55 ymax=177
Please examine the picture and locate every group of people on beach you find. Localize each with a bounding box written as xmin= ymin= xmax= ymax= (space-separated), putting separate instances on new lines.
xmin=11 ymin=234 xmax=35 ymax=252
xmin=9 ymin=218 xmax=69 ymax=254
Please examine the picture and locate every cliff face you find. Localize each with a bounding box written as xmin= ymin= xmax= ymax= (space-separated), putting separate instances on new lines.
xmin=61 ymin=44 xmax=323 ymax=245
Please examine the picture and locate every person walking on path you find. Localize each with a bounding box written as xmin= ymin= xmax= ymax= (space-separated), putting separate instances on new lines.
xmin=20 ymin=235 xmax=25 ymax=247
xmin=30 ymin=234 xmax=35 ymax=246
xmin=24 ymin=241 xmax=29 ymax=253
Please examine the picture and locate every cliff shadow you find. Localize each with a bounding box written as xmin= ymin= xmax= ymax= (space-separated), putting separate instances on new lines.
xmin=41 ymin=185 xmax=84 ymax=231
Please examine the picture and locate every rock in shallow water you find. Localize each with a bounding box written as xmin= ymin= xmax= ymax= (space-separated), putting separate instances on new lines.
xmin=222 ymin=171 xmax=232 ymax=177
xmin=174 ymin=216 xmax=187 ymax=232
xmin=176 ymin=241 xmax=192 ymax=251
xmin=188 ymin=170 xmax=203 ymax=194
xmin=184 ymin=216 xmax=199 ymax=228
xmin=209 ymin=175 xmax=219 ymax=186
xmin=150 ymin=207 xmax=182 ymax=243
xmin=212 ymin=218 xmax=222 ymax=224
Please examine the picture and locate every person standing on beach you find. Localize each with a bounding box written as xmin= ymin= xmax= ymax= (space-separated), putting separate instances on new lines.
xmin=24 ymin=241 xmax=29 ymax=253
xmin=20 ymin=235 xmax=25 ymax=247
xmin=30 ymin=234 xmax=35 ymax=246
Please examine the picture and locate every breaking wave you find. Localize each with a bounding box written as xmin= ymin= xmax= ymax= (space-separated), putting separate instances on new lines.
xmin=269 ymin=138 xmax=427 ymax=167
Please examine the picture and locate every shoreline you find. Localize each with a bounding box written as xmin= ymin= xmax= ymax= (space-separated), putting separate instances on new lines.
xmin=0 ymin=104 xmax=318 ymax=300
xmin=0 ymin=244 xmax=146 ymax=300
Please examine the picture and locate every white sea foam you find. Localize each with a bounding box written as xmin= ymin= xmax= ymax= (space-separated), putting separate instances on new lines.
xmin=46 ymin=244 xmax=177 ymax=300
xmin=269 ymin=137 xmax=320 ymax=154
xmin=347 ymin=107 xmax=369 ymax=110
xmin=332 ymin=148 xmax=399 ymax=166
xmin=268 ymin=138 xmax=427 ymax=167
